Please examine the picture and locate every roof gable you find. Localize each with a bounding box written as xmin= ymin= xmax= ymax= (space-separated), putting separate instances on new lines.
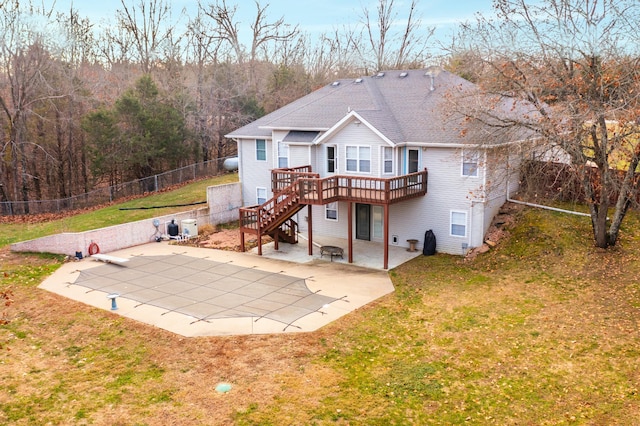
xmin=315 ymin=111 xmax=395 ymax=146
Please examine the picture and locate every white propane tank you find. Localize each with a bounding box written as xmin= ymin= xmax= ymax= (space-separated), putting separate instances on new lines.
xmin=223 ymin=157 xmax=238 ymax=171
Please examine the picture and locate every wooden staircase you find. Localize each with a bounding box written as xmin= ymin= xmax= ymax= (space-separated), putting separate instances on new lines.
xmin=270 ymin=217 xmax=298 ymax=244
xmin=239 ymin=179 xmax=308 ymax=253
xmin=260 ymin=185 xmax=305 ymax=242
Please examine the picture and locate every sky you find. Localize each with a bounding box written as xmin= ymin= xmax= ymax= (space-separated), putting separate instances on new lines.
xmin=46 ymin=0 xmax=496 ymax=49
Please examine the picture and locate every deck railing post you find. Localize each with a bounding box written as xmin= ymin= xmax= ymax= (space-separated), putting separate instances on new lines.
xmin=385 ymin=179 xmax=390 ymax=203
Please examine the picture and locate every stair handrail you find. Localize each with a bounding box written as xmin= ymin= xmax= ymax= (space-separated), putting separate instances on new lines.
xmin=272 ymin=167 xmax=319 ymax=194
xmin=252 ymin=179 xmax=304 ymax=232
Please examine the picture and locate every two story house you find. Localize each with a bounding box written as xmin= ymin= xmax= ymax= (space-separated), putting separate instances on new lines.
xmin=226 ymin=68 xmax=534 ymax=269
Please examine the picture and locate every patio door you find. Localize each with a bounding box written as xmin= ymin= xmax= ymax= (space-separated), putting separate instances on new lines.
xmin=372 ymin=205 xmax=383 ymax=240
xmin=356 ymin=203 xmax=371 ymax=241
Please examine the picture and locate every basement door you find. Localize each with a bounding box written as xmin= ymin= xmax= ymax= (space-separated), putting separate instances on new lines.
xmin=356 ymin=203 xmax=371 ymax=241
xmin=356 ymin=204 xmax=384 ymax=241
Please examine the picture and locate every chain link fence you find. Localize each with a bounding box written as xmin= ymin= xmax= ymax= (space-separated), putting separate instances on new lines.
xmin=1 ymin=157 xmax=236 ymax=216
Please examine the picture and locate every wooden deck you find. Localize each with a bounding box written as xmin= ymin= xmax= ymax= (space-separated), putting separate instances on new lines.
xmin=295 ymin=171 xmax=428 ymax=205
xmin=241 ymin=167 xmax=427 ymax=234
xmin=240 ymin=166 xmax=428 ymax=266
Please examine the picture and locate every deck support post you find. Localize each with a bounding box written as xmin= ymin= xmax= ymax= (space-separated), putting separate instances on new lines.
xmin=240 ymin=231 xmax=245 ymax=252
xmin=307 ymin=205 xmax=313 ymax=255
xmin=348 ymin=202 xmax=353 ymax=263
xmin=383 ymin=203 xmax=390 ymax=270
xmin=273 ymin=228 xmax=279 ymax=250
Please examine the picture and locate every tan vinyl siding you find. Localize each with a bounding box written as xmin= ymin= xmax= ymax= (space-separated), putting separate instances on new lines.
xmin=387 ymin=147 xmax=483 ymax=254
xmin=239 ymin=137 xmax=273 ymax=206
xmin=297 ymin=203 xmax=349 ymax=239
xmin=289 ymin=145 xmax=311 ymax=169
xmin=322 ymin=122 xmax=386 ymax=177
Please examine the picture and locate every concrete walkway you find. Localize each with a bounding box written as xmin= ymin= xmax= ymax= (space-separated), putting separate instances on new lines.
xmin=39 ymin=241 xmax=404 ymax=337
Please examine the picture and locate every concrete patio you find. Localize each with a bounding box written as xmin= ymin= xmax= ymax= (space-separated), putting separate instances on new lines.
xmin=39 ymin=238 xmax=420 ymax=337
xmin=255 ymin=234 xmax=422 ymax=270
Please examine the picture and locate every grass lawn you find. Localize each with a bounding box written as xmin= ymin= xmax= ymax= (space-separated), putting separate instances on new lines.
xmin=1 ymin=186 xmax=640 ymax=424
xmin=0 ymin=173 xmax=238 ymax=248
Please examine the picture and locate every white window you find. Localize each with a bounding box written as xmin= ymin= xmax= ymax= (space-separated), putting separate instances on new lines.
xmin=327 ymin=145 xmax=337 ymax=173
xmin=256 ymin=187 xmax=267 ymax=205
xmin=277 ymin=141 xmax=289 ymax=168
xmin=382 ymin=146 xmax=393 ymax=174
xmin=462 ymin=150 xmax=479 ymax=177
xmin=325 ymin=202 xmax=338 ymax=221
xmin=256 ymin=139 xmax=266 ymax=161
xmin=346 ymin=145 xmax=371 ymax=173
xmin=450 ymin=210 xmax=467 ymax=237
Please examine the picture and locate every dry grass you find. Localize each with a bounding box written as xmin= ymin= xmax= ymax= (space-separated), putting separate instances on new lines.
xmin=2 ymin=206 xmax=640 ymax=425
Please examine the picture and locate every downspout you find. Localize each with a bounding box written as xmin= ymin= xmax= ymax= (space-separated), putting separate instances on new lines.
xmin=467 ymin=201 xmax=473 ymax=255
xmin=505 ymin=153 xmax=591 ymax=218
xmin=237 ymin=139 xmax=244 ymax=204
xmin=506 ymin=196 xmax=591 ymax=217
xmin=467 ymin=150 xmax=487 ymax=252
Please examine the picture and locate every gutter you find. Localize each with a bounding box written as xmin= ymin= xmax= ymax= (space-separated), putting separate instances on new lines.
xmin=397 ymin=136 xmax=543 ymax=150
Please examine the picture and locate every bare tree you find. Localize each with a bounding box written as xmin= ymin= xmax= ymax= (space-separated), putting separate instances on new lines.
xmin=201 ymin=0 xmax=244 ymax=63
xmin=54 ymin=7 xmax=99 ymax=196
xmin=357 ymin=0 xmax=434 ymax=72
xmin=109 ymin=0 xmax=180 ymax=74
xmin=202 ymin=0 xmax=298 ymax=92
xmin=0 ymin=3 xmax=66 ymax=212
xmin=452 ymin=0 xmax=640 ymax=249
xmin=247 ymin=1 xmax=299 ymax=65
xmin=184 ymin=5 xmax=226 ymax=161
xmin=303 ymin=29 xmax=362 ymax=82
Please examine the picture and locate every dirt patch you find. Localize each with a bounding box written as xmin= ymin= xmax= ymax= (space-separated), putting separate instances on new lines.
xmin=177 ymin=226 xmax=271 ymax=252
xmin=0 ymin=247 xmax=61 ymax=267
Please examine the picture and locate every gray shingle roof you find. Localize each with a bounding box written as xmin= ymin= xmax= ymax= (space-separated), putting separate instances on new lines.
xmin=226 ymin=69 xmax=537 ymax=146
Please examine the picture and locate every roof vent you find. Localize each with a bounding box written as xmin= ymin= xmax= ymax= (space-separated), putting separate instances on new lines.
xmin=399 ymin=72 xmax=408 ymax=78
xmin=354 ymin=78 xmax=363 ymax=83
xmin=424 ymin=66 xmax=442 ymax=91
xmin=331 ymin=81 xmax=340 ymax=87
xmin=375 ymin=72 xmax=385 ymax=78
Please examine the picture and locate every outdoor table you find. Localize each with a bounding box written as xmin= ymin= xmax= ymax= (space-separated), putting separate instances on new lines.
xmin=320 ymin=245 xmax=344 ymax=261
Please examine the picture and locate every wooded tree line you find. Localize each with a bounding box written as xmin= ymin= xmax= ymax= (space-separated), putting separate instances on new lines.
xmin=2 ymin=0 xmax=639 ymax=252
xmin=0 ymin=0 xmax=430 ymax=213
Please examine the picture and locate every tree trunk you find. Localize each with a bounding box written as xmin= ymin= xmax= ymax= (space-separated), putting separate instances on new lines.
xmin=56 ymin=110 xmax=68 ymax=199
xmin=590 ymin=203 xmax=609 ymax=248
xmin=19 ymin=144 xmax=30 ymax=214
